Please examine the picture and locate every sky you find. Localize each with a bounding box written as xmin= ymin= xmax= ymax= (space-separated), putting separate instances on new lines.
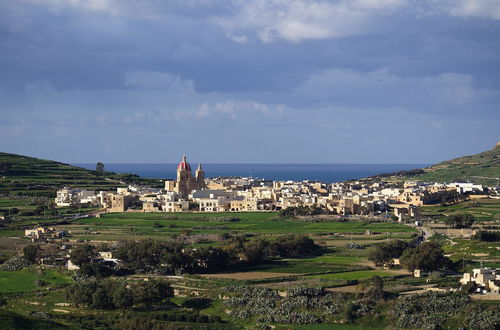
xmin=0 ymin=0 xmax=499 ymax=164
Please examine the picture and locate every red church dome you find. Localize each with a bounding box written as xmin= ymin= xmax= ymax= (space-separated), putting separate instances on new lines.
xmin=177 ymin=155 xmax=191 ymax=171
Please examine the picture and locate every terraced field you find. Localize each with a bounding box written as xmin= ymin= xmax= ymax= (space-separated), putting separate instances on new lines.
xmin=421 ymin=198 xmax=500 ymax=221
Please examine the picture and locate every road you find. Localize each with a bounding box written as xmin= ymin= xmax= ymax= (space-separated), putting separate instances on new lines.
xmin=420 ymin=224 xmax=434 ymax=241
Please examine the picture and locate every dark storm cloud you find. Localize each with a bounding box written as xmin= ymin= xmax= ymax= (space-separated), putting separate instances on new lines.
xmin=0 ymin=0 xmax=499 ymax=163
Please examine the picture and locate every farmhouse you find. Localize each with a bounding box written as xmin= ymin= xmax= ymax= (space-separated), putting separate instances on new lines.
xmin=460 ymin=268 xmax=500 ymax=294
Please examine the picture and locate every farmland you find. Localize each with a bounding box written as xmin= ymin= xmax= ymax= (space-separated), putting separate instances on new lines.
xmin=0 ymin=268 xmax=73 ymax=293
xmin=64 ymin=211 xmax=416 ymax=241
xmin=420 ymin=197 xmax=500 ymax=222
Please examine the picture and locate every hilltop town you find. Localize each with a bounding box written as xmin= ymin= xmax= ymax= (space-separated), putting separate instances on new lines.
xmin=55 ymin=154 xmax=497 ymax=219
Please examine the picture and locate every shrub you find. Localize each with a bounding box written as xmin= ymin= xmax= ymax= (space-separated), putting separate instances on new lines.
xmin=0 ymin=256 xmax=30 ymax=271
xmin=465 ymin=308 xmax=500 ymax=330
xmin=472 ymin=230 xmax=500 ymax=242
xmin=445 ymin=213 xmax=475 ymax=229
xmin=393 ymin=292 xmax=469 ymax=329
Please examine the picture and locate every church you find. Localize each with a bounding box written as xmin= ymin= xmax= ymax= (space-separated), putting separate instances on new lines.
xmin=164 ymin=155 xmax=206 ymax=197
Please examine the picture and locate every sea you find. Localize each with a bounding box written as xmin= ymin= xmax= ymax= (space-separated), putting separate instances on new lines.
xmin=73 ymin=163 xmax=428 ymax=183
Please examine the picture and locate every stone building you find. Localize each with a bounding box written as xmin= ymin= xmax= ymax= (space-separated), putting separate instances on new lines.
xmin=165 ymin=155 xmax=206 ymax=198
xmin=108 ymin=194 xmax=135 ymax=212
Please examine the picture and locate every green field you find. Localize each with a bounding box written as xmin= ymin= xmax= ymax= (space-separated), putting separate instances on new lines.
xmin=69 ymin=212 xmax=415 ymax=240
xmin=443 ymin=238 xmax=500 ymax=260
xmin=421 ymin=198 xmax=500 ymax=222
xmin=233 ymin=259 xmax=365 ymax=275
xmin=287 ymin=255 xmax=365 ymax=265
xmin=311 ymin=270 xmax=394 ymax=281
xmin=0 ymin=268 xmax=73 ymax=293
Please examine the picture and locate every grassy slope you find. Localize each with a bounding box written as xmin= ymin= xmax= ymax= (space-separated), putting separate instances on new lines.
xmin=0 ymin=152 xmax=162 ymax=197
xmin=69 ymin=212 xmax=415 ymax=241
xmin=421 ymin=197 xmax=500 ymax=221
xmin=380 ymin=144 xmax=500 ymax=185
xmin=0 ymin=268 xmax=73 ymax=293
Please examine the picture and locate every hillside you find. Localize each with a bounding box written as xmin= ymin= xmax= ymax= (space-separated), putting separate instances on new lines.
xmin=380 ymin=143 xmax=500 ymax=185
xmin=0 ymin=152 xmax=161 ymax=197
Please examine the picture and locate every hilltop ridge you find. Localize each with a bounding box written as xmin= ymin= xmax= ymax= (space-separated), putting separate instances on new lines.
xmin=0 ymin=152 xmax=161 ymax=197
xmin=380 ymin=142 xmax=500 ymax=185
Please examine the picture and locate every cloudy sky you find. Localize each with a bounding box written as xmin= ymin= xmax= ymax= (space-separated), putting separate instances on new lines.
xmin=0 ymin=0 xmax=499 ymax=164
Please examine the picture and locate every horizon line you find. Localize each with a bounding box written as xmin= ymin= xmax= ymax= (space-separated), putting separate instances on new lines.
xmin=72 ymin=162 xmax=431 ymax=165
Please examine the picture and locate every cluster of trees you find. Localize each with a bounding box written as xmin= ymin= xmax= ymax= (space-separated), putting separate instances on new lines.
xmin=22 ymin=244 xmax=40 ymax=264
xmin=221 ymin=234 xmax=322 ymax=264
xmin=367 ymin=240 xmax=409 ymax=266
xmin=399 ymin=242 xmax=452 ymax=272
xmin=445 ymin=213 xmax=475 ymax=228
xmin=279 ymin=206 xmax=326 ymax=217
xmin=70 ymin=244 xmax=96 ymax=266
xmin=472 ymin=230 xmax=500 ymax=242
xmin=65 ymin=278 xmax=173 ymax=309
xmin=113 ymin=235 xmax=321 ymax=275
xmin=368 ymin=240 xmax=451 ymax=272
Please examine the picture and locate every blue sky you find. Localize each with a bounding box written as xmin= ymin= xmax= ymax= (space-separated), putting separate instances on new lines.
xmin=0 ymin=0 xmax=499 ymax=164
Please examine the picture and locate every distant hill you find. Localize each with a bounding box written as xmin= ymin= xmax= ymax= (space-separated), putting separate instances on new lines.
xmin=0 ymin=152 xmax=161 ymax=197
xmin=377 ymin=142 xmax=500 ymax=185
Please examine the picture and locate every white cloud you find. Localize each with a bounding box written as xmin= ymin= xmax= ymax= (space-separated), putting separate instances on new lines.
xmin=216 ymin=0 xmax=406 ymax=43
xmin=124 ymin=71 xmax=195 ymax=92
xmin=180 ymin=100 xmax=286 ymax=119
xmin=448 ymin=0 xmax=500 ymax=20
xmin=229 ymin=34 xmax=249 ymax=44
xmin=27 ymin=0 xmax=118 ymax=14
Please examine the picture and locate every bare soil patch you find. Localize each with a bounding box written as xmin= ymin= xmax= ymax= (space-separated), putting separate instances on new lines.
xmin=326 ymin=285 xmax=360 ymax=293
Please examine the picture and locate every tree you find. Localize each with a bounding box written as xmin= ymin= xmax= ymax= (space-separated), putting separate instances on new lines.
xmin=190 ymin=247 xmax=231 ymax=271
xmin=368 ymin=240 xmax=408 ymax=266
xmin=364 ymin=276 xmax=385 ymax=300
xmin=445 ymin=214 xmax=475 ymax=229
xmin=96 ymin=162 xmax=105 ymax=172
xmin=70 ymin=244 xmax=96 ymax=266
xmin=113 ymin=285 xmax=134 ymax=309
xmin=472 ymin=230 xmax=500 ymax=242
xmin=400 ymin=242 xmax=452 ymax=272
xmin=92 ymin=288 xmax=110 ymax=309
xmin=65 ymin=281 xmax=98 ymax=307
xmin=133 ymin=280 xmax=173 ymax=306
xmin=78 ymin=261 xmax=114 ymax=278
xmin=23 ymin=244 xmax=40 ymax=264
